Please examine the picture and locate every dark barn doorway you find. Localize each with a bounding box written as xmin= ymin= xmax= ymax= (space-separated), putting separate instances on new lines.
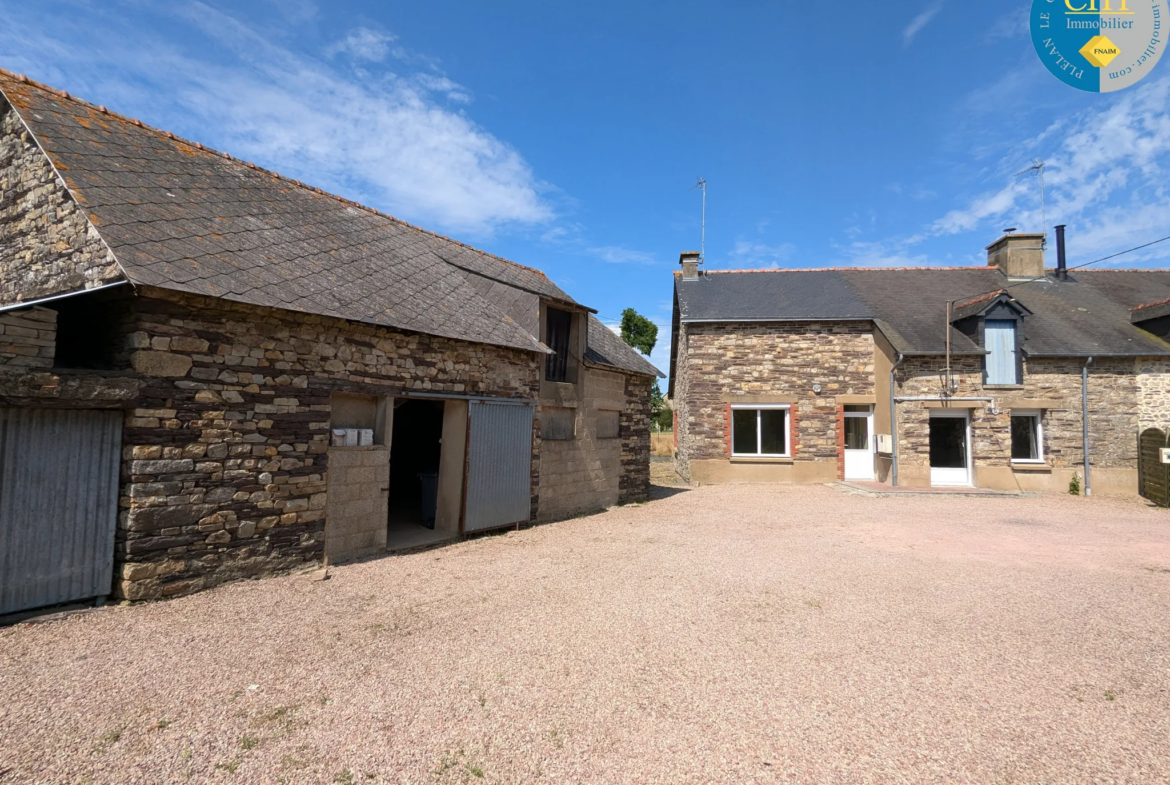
xmin=388 ymin=399 xmax=445 ymax=530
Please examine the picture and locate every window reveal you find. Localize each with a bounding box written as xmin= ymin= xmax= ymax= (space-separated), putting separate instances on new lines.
xmin=1010 ymin=411 xmax=1043 ymax=461
xmin=545 ymin=307 xmax=572 ymax=382
xmin=731 ymin=406 xmax=789 ymax=457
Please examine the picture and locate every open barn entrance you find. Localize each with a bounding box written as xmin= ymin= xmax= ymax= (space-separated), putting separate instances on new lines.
xmin=387 ymin=398 xmax=467 ymax=549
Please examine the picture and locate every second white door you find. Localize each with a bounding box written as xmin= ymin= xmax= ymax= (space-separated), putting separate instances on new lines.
xmin=843 ymin=405 xmax=874 ymax=481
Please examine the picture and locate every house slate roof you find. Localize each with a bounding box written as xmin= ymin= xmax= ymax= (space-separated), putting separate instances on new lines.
xmin=0 ymin=69 xmax=671 ymax=377
xmin=675 ymin=267 xmax=1170 ymax=357
xmin=583 ymin=315 xmax=664 ymax=378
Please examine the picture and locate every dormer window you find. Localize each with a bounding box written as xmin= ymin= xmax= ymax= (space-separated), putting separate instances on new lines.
xmin=545 ymin=307 xmax=572 ymax=382
xmin=984 ymin=319 xmax=1019 ymax=385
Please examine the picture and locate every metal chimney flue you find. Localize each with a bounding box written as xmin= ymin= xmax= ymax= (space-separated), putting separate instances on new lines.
xmin=1055 ymin=224 xmax=1067 ymax=280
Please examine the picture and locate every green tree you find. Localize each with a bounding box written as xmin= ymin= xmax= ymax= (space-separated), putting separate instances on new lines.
xmin=620 ymin=307 xmax=657 ymax=356
xmin=650 ymin=381 xmax=670 ymax=428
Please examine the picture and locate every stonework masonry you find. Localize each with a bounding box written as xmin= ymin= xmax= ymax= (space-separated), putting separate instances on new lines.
xmin=0 ymin=305 xmax=54 ymax=367
xmin=618 ymin=372 xmax=652 ymax=504
xmin=0 ymin=98 xmax=122 ymax=302
xmin=0 ymin=286 xmax=537 ymax=600
xmin=672 ymin=315 xmax=1170 ymax=494
xmin=673 ymin=321 xmax=875 ymax=483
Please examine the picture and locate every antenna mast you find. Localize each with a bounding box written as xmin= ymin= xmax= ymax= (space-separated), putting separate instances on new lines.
xmin=691 ymin=177 xmax=707 ymax=263
xmin=1014 ymin=159 xmax=1046 ymax=242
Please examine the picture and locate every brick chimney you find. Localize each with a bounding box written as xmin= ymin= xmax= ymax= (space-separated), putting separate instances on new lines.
xmin=680 ymin=251 xmax=701 ymax=280
xmin=986 ymin=233 xmax=1046 ymax=279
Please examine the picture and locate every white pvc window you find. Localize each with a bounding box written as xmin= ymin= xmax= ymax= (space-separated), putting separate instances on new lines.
xmin=1010 ymin=410 xmax=1044 ymax=462
xmin=731 ymin=405 xmax=790 ymax=457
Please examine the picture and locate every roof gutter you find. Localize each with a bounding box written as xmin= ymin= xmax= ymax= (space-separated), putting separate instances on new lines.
xmin=0 ymin=279 xmax=130 ymax=313
xmin=678 ymin=316 xmax=873 ymax=324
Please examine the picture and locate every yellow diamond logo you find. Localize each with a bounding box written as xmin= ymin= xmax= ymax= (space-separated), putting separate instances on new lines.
xmin=1080 ymin=35 xmax=1120 ymax=68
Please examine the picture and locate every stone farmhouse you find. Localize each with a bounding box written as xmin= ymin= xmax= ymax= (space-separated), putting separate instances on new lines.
xmin=0 ymin=70 xmax=661 ymax=615
xmin=669 ymin=234 xmax=1170 ymax=496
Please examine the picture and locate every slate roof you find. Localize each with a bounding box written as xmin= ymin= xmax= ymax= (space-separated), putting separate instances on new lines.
xmin=584 ymin=315 xmax=664 ymax=378
xmin=675 ymin=267 xmax=1170 ymax=357
xmin=0 ymin=69 xmax=585 ymax=355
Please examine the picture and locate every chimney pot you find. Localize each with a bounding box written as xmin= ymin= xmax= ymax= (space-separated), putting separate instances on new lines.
xmin=679 ymin=251 xmax=701 ymax=280
xmin=1055 ymin=225 xmax=1068 ymax=280
xmin=986 ymin=232 xmax=1046 ymax=279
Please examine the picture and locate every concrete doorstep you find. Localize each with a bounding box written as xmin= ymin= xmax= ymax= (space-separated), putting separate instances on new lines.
xmin=833 ymin=480 xmax=1032 ymax=498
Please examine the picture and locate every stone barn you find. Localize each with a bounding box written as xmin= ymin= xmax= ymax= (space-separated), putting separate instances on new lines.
xmin=0 ymin=70 xmax=660 ymax=614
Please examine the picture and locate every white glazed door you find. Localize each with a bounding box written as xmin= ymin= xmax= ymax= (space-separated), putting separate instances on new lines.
xmin=929 ymin=411 xmax=971 ymax=486
xmin=843 ymin=406 xmax=874 ymax=481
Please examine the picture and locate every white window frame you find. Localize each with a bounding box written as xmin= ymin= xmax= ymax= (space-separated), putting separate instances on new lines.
xmin=730 ymin=404 xmax=791 ymax=458
xmin=1010 ymin=409 xmax=1044 ymax=463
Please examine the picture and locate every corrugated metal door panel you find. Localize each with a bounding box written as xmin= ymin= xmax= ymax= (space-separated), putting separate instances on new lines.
xmin=0 ymin=409 xmax=122 ymax=615
xmin=464 ymin=401 xmax=534 ymax=533
xmin=985 ymin=320 xmax=1017 ymax=385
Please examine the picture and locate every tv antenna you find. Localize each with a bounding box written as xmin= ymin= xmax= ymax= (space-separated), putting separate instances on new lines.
xmin=1014 ymin=159 xmax=1046 ymax=241
xmin=690 ymin=177 xmax=707 ymax=263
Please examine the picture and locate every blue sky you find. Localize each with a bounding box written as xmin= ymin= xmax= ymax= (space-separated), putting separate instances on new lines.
xmin=3 ymin=1 xmax=1169 ymax=381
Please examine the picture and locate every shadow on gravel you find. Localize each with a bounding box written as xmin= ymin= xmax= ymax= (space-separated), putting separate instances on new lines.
xmin=649 ymin=485 xmax=690 ymax=501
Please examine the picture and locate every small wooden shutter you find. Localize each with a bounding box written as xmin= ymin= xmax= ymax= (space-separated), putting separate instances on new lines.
xmin=985 ymin=320 xmax=1018 ymax=384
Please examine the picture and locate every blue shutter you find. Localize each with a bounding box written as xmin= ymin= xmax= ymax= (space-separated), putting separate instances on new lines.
xmin=985 ymin=320 xmax=1018 ymax=384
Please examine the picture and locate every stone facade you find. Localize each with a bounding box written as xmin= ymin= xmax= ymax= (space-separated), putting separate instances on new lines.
xmin=0 ymin=305 xmax=54 ymax=367
xmin=0 ymin=99 xmax=122 ymax=302
xmin=672 ymin=314 xmax=1168 ymax=494
xmin=618 ymin=372 xmax=653 ymax=503
xmin=672 ymin=321 xmax=875 ymax=483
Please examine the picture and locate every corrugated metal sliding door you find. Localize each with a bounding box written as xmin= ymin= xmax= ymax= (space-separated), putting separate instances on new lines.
xmin=0 ymin=409 xmax=122 ymax=615
xmin=464 ymin=400 xmax=534 ymax=533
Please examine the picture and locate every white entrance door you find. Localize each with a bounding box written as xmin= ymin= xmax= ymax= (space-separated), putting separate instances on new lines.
xmin=843 ymin=405 xmax=874 ymax=480
xmin=929 ymin=410 xmax=971 ymax=486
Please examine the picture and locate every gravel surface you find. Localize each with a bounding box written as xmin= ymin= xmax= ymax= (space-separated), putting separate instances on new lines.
xmin=2 ymin=484 xmax=1170 ymax=784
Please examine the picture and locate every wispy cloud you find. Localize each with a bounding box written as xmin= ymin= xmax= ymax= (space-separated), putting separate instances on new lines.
xmin=0 ymin=2 xmax=552 ymax=236
xmin=590 ymin=246 xmax=660 ymax=265
xmin=326 ymin=28 xmax=400 ymax=62
xmin=725 ymin=240 xmax=796 ymax=268
xmin=903 ymin=2 xmax=944 ymax=47
xmin=930 ymin=75 xmax=1170 ymax=263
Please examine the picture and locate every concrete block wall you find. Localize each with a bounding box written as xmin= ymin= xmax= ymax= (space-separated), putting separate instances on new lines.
xmin=537 ymin=366 xmax=626 ymax=521
xmin=325 ymin=446 xmax=389 ymax=563
xmin=0 ymin=306 xmax=55 ymax=368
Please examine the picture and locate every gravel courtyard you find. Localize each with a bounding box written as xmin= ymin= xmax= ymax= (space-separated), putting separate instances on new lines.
xmin=2 ymin=483 xmax=1169 ymax=784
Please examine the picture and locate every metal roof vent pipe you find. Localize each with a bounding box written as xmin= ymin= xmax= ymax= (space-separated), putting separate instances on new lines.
xmin=1055 ymin=224 xmax=1068 ymax=280
xmin=680 ymin=251 xmax=701 ymax=280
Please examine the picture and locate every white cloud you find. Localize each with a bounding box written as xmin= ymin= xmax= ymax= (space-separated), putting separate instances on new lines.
xmin=834 ymin=239 xmax=931 ymax=268
xmin=903 ymin=2 xmax=944 ymax=47
xmin=0 ymin=3 xmax=553 ymax=236
xmin=327 ymin=28 xmax=398 ymax=62
xmin=590 ymin=246 xmax=660 ymax=265
xmin=725 ymin=240 xmax=796 ymax=268
xmin=928 ymin=75 xmax=1170 ymax=264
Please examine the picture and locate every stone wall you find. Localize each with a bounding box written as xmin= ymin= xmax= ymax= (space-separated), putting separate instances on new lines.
xmin=1137 ymin=359 xmax=1170 ymax=431
xmin=0 ymin=305 xmax=54 ymax=367
xmin=673 ymin=321 xmax=876 ymax=481
xmin=619 ymin=372 xmax=652 ymax=503
xmin=113 ymin=287 xmax=540 ymax=599
xmin=325 ymin=446 xmax=390 ymax=563
xmin=537 ymin=365 xmax=625 ymax=521
xmin=894 ymin=355 xmax=1139 ymax=476
xmin=0 ymin=97 xmax=122 ymax=303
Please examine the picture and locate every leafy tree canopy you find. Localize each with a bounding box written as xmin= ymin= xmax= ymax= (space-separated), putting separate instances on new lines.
xmin=620 ymin=307 xmax=657 ymax=356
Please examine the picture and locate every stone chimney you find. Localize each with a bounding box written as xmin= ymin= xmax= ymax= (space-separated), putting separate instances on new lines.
xmin=680 ymin=251 xmax=701 ymax=280
xmin=986 ymin=233 xmax=1046 ymax=279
